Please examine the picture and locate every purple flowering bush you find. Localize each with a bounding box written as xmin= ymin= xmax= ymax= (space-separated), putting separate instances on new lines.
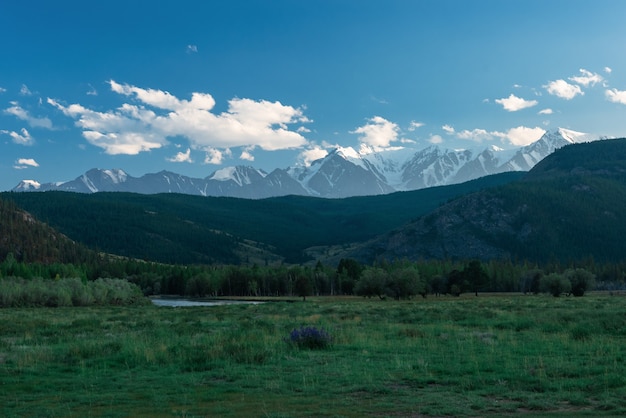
xmin=286 ymin=326 xmax=332 ymax=350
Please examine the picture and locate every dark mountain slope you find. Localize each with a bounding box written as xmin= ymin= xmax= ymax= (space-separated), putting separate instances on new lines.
xmin=345 ymin=138 xmax=626 ymax=264
xmin=0 ymin=197 xmax=94 ymax=264
xmin=1 ymin=171 xmax=523 ymax=265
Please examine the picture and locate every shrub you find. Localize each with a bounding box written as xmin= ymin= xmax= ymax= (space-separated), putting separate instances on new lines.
xmin=540 ymin=273 xmax=571 ymax=297
xmin=286 ymin=326 xmax=332 ymax=350
xmin=564 ymin=268 xmax=596 ymax=297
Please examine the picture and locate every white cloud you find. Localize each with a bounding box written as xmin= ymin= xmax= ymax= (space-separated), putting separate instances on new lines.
xmin=456 ymin=128 xmax=497 ymax=142
xmin=500 ymin=126 xmax=545 ymax=146
xmin=167 ymin=148 xmax=193 ymax=163
xmin=0 ymin=87 xmax=6 ymax=93
xmin=2 ymin=128 xmax=34 ymax=145
xmin=298 ymin=146 xmax=329 ymax=166
xmin=569 ymin=68 xmax=603 ymax=87
xmin=16 ymin=158 xmax=39 ymax=167
xmin=495 ymin=94 xmax=538 ymax=112
xmin=4 ymin=104 xmax=53 ymax=129
xmin=606 ymin=88 xmax=626 ymax=105
xmin=407 ymin=121 xmax=424 ymax=131
xmin=544 ymin=79 xmax=583 ymax=100
xmin=538 ymin=108 xmax=553 ymax=115
xmin=20 ymin=84 xmax=32 ymax=96
xmin=49 ymin=80 xmax=311 ymax=156
xmin=239 ymin=149 xmax=255 ymax=161
xmin=204 ymin=148 xmax=231 ymax=165
xmin=187 ymin=44 xmax=198 ymax=53
xmin=351 ymin=116 xmax=399 ymax=147
xmin=442 ymin=124 xmax=455 ymax=135
xmin=48 ymin=98 xmax=167 ymax=155
xmin=428 ymin=134 xmax=443 ymax=144
xmin=605 ymin=66 xmax=613 ymax=74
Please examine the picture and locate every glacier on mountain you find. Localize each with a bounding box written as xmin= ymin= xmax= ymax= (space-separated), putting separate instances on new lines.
xmin=12 ymin=129 xmax=609 ymax=198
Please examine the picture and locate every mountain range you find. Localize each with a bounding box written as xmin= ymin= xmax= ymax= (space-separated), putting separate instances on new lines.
xmin=3 ymin=136 xmax=626 ymax=267
xmin=342 ymin=137 xmax=626 ymax=264
xmin=13 ymin=128 xmax=605 ymax=198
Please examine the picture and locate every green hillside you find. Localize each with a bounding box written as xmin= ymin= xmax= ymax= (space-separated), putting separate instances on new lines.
xmin=0 ymin=197 xmax=94 ymax=264
xmin=349 ymin=138 xmax=626 ymax=264
xmin=1 ymin=172 xmax=522 ymax=265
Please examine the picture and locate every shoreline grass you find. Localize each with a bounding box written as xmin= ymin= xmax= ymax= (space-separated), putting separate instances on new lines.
xmin=1 ymin=295 xmax=625 ymax=416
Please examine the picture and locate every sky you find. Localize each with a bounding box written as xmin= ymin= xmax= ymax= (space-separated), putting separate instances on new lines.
xmin=2 ymin=0 xmax=626 ymax=191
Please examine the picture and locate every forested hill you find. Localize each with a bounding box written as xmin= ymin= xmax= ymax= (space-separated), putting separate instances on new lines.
xmin=345 ymin=138 xmax=626 ymax=264
xmin=1 ymin=172 xmax=523 ymax=265
xmin=0 ymin=197 xmax=94 ymax=264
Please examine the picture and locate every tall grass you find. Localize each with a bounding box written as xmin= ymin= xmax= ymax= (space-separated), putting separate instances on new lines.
xmin=1 ymin=295 xmax=625 ymax=416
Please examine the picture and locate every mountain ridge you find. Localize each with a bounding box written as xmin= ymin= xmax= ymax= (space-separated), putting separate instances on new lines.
xmin=340 ymin=137 xmax=626 ymax=264
xmin=13 ymin=128 xmax=607 ymax=198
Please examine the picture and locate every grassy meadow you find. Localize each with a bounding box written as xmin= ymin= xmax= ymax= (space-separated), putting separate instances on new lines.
xmin=1 ymin=294 xmax=626 ymax=417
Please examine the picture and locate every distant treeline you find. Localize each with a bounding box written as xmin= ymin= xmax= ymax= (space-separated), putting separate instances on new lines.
xmin=0 ymin=252 xmax=623 ymax=301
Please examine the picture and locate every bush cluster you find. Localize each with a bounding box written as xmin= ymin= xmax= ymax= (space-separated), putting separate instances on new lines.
xmin=0 ymin=277 xmax=148 ymax=307
xmin=286 ymin=326 xmax=332 ymax=350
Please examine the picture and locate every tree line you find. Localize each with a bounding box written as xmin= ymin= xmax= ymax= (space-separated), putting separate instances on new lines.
xmin=1 ymin=252 xmax=621 ymax=300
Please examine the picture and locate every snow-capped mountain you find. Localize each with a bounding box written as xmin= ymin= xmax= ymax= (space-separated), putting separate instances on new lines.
xmin=12 ymin=128 xmax=609 ymax=198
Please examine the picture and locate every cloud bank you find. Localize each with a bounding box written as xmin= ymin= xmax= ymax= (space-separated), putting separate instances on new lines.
xmin=49 ymin=80 xmax=311 ymax=161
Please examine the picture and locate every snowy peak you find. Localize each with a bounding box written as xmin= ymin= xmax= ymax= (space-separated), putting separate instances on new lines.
xmin=102 ymin=169 xmax=128 ymax=184
xmin=11 ymin=128 xmax=610 ymax=198
xmin=558 ymin=128 xmax=600 ymax=144
xmin=14 ymin=180 xmax=41 ymax=191
xmin=208 ymin=166 xmax=267 ymax=187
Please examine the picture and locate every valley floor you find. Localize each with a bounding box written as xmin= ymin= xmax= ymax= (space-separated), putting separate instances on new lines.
xmin=1 ymin=294 xmax=625 ymax=416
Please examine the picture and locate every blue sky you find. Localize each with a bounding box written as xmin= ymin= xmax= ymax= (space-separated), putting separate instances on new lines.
xmin=2 ymin=0 xmax=626 ymax=191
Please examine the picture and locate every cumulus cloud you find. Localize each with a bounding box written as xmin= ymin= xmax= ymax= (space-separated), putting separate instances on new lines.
xmin=1 ymin=128 xmax=34 ymax=145
xmin=204 ymin=148 xmax=231 ymax=165
xmin=48 ymin=98 xmax=167 ymax=155
xmin=445 ymin=125 xmax=545 ymax=147
xmin=569 ymin=68 xmax=603 ymax=87
xmin=49 ymin=80 xmax=311 ymax=156
xmin=495 ymin=94 xmax=538 ymax=112
xmin=167 ymin=148 xmax=193 ymax=163
xmin=15 ymin=158 xmax=39 ymax=168
xmin=442 ymin=125 xmax=455 ymax=135
xmin=4 ymin=104 xmax=53 ymax=129
xmin=455 ymin=128 xmax=497 ymax=142
xmin=351 ymin=116 xmax=399 ymax=147
xmin=186 ymin=44 xmax=198 ymax=53
xmin=538 ymin=108 xmax=553 ymax=115
xmin=298 ymin=145 xmax=329 ymax=166
xmin=544 ymin=79 xmax=583 ymax=100
xmin=499 ymin=126 xmax=546 ymax=146
xmin=604 ymin=66 xmax=612 ymax=74
xmin=606 ymin=88 xmax=626 ymax=105
xmin=239 ymin=149 xmax=255 ymax=161
xmin=0 ymin=87 xmax=6 ymax=93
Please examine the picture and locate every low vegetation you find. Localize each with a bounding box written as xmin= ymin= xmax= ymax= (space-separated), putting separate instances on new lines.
xmin=1 ymin=295 xmax=625 ymax=416
xmin=0 ymin=276 xmax=147 ymax=307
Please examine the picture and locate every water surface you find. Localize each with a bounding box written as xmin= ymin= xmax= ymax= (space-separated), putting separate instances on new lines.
xmin=151 ymin=299 xmax=263 ymax=307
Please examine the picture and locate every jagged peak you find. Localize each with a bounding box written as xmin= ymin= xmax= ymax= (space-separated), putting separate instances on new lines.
xmin=208 ymin=165 xmax=267 ymax=185
xmin=15 ymin=180 xmax=41 ymax=190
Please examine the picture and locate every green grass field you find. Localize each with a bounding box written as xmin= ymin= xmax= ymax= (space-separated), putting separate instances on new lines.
xmin=2 ymin=294 xmax=625 ymax=417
